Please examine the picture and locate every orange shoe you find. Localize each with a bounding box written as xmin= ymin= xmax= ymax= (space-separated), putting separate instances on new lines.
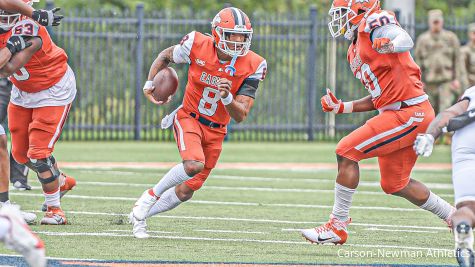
xmin=301 ymin=215 xmax=351 ymax=245
xmin=40 ymin=206 xmax=67 ymax=225
xmin=41 ymin=174 xmax=76 ymax=212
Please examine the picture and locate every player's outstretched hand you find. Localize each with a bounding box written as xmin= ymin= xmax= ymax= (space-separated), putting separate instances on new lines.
xmin=321 ymin=88 xmax=345 ymax=114
xmin=372 ymin=37 xmax=394 ymax=54
xmin=413 ymin=133 xmax=435 ymax=157
xmin=6 ymin=35 xmax=32 ymax=55
xmin=217 ymin=78 xmax=232 ymax=98
xmin=32 ymin=7 xmax=64 ymax=27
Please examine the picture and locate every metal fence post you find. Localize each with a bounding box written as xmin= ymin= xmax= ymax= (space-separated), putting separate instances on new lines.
xmin=134 ymin=3 xmax=145 ymax=140
xmin=307 ymin=6 xmax=318 ymax=141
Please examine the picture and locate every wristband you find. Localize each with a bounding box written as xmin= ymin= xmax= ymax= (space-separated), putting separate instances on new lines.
xmin=342 ymin=101 xmax=354 ymax=113
xmin=221 ymin=93 xmax=233 ymax=105
xmin=143 ymin=81 xmax=153 ymax=92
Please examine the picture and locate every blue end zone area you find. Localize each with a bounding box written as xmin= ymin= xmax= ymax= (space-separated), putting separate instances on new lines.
xmin=0 ymin=255 xmax=459 ymax=267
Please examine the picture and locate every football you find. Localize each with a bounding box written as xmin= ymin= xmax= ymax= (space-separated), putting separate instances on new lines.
xmin=151 ymin=67 xmax=179 ymax=102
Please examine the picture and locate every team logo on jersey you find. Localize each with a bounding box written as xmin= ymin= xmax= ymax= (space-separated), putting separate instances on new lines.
xmin=415 ymin=112 xmax=425 ymax=117
xmin=218 ymin=68 xmax=224 ymax=72
xmin=195 ymin=59 xmax=206 ymax=66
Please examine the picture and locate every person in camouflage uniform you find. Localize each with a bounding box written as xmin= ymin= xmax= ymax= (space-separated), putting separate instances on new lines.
xmin=415 ymin=9 xmax=467 ymax=114
xmin=0 ymin=78 xmax=30 ymax=190
xmin=461 ymin=23 xmax=475 ymax=87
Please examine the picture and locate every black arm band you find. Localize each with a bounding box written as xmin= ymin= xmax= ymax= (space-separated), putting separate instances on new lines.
xmin=447 ymin=108 xmax=475 ymax=132
xmin=236 ymin=79 xmax=259 ymax=99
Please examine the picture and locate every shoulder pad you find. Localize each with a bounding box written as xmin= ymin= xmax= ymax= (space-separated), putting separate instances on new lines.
xmin=364 ymin=10 xmax=398 ymax=33
xmin=11 ymin=19 xmax=40 ymax=37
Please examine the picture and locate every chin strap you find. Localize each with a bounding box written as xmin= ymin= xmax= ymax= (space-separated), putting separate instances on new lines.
xmin=225 ymin=54 xmax=238 ymax=77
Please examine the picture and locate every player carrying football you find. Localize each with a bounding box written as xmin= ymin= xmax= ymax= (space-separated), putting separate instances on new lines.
xmin=130 ymin=7 xmax=267 ymax=238
xmin=0 ymin=0 xmax=76 ymax=225
xmin=415 ymin=86 xmax=475 ymax=267
xmin=301 ymin=0 xmax=455 ymax=245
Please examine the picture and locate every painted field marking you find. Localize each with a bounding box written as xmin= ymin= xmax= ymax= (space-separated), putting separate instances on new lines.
xmin=281 ymin=228 xmax=438 ymax=234
xmin=11 ymin=192 xmax=431 ymax=212
xmin=29 ymin=210 xmax=448 ymax=231
xmin=32 ymin=230 xmax=452 ymax=253
xmin=59 ymin=162 xmax=452 ymax=171
xmin=194 ymin=229 xmax=268 ymax=235
xmin=24 ymin=180 xmax=455 ymax=198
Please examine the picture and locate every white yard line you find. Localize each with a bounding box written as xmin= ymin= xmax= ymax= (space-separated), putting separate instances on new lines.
xmin=363 ymin=227 xmax=439 ymax=234
xmin=24 ymin=180 xmax=455 ymax=197
xmin=11 ymin=192 xmax=430 ymax=212
xmin=31 ymin=231 xmax=452 ymax=252
xmin=106 ymin=229 xmax=179 ymax=234
xmin=29 ymin=210 xmax=448 ymax=231
xmin=194 ymin=229 xmax=268 ymax=235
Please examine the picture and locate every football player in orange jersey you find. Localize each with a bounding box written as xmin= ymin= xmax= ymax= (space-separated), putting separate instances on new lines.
xmin=0 ymin=0 xmax=64 ymax=223
xmin=130 ymin=7 xmax=267 ymax=238
xmin=0 ymin=0 xmax=76 ymax=225
xmin=301 ymin=0 xmax=455 ymax=245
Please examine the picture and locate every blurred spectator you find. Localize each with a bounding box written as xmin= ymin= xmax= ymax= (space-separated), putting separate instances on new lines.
xmin=415 ymin=9 xmax=467 ymax=113
xmin=461 ymin=23 xmax=475 ymax=87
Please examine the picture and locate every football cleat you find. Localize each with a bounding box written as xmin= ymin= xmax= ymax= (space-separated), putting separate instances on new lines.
xmin=0 ymin=201 xmax=36 ymax=225
xmin=0 ymin=204 xmax=46 ymax=267
xmin=12 ymin=180 xmax=32 ymax=191
xmin=132 ymin=189 xmax=158 ymax=221
xmin=129 ymin=212 xmax=150 ymax=239
xmin=455 ymin=222 xmax=474 ymax=267
xmin=301 ymin=215 xmax=351 ymax=245
xmin=41 ymin=174 xmax=76 ymax=212
xmin=40 ymin=206 xmax=67 ymax=225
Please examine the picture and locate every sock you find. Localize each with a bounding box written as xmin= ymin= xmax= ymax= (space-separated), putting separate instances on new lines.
xmin=419 ymin=191 xmax=454 ymax=220
xmin=152 ymin=163 xmax=192 ymax=197
xmin=43 ymin=188 xmax=60 ymax=208
xmin=147 ymin=187 xmax=182 ymax=218
xmin=0 ymin=217 xmax=11 ymax=240
xmin=331 ymin=183 xmax=356 ymax=222
xmin=0 ymin=192 xmax=8 ymax=203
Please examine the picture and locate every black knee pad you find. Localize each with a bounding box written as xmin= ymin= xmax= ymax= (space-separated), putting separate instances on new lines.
xmin=28 ymin=156 xmax=59 ymax=184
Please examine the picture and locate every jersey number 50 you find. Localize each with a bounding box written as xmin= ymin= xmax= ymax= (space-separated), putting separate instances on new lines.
xmin=359 ymin=63 xmax=382 ymax=99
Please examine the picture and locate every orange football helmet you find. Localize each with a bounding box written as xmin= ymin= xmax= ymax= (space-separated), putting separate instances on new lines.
xmin=328 ymin=0 xmax=380 ymax=39
xmin=211 ymin=7 xmax=253 ymax=57
xmin=0 ymin=0 xmax=38 ymax=30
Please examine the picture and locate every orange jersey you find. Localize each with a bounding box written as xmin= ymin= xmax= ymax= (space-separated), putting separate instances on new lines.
xmin=347 ymin=10 xmax=425 ymax=109
xmin=173 ymin=31 xmax=267 ymax=127
xmin=0 ymin=18 xmax=68 ymax=93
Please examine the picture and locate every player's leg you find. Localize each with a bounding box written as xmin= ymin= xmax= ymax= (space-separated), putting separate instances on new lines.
xmin=301 ymin=122 xmax=374 ymax=245
xmin=0 ymin=127 xmax=9 ymax=205
xmin=451 ymin=154 xmax=475 ymax=267
xmin=26 ymin=104 xmax=72 ymax=225
xmin=380 ymin=146 xmax=454 ymax=225
xmin=0 ymin=79 xmax=30 ymax=191
xmin=302 ymin=104 xmax=436 ymax=244
xmin=132 ymin=112 xmax=204 ymax=238
xmin=5 ymin=105 xmax=37 ymax=224
xmin=0 ymin=205 xmax=46 ymax=267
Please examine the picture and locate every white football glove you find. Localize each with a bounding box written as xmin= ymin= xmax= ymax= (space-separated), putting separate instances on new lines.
xmin=413 ymin=134 xmax=435 ymax=157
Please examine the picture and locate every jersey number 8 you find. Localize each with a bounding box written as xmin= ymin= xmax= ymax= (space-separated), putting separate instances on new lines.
xmin=198 ymin=87 xmax=221 ymax=116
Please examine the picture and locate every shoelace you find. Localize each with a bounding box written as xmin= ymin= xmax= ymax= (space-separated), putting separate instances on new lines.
xmin=315 ymin=222 xmax=333 ymax=234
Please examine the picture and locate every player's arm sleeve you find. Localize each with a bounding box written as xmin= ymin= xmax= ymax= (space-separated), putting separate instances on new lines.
xmin=370 ymin=24 xmax=414 ymax=53
xmin=172 ymin=31 xmax=196 ymax=64
xmin=237 ymin=60 xmax=267 ymax=98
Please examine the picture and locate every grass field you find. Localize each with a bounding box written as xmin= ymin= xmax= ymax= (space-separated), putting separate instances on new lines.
xmin=0 ymin=142 xmax=459 ymax=267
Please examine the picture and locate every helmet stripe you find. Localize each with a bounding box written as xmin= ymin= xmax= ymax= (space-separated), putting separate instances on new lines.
xmin=231 ymin=7 xmax=243 ymax=26
xmin=238 ymin=9 xmax=248 ymax=25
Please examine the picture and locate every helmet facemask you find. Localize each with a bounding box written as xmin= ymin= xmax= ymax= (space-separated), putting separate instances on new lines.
xmin=0 ymin=10 xmax=20 ymax=31
xmin=214 ymin=26 xmax=253 ymax=57
xmin=328 ymin=0 xmax=380 ymax=40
